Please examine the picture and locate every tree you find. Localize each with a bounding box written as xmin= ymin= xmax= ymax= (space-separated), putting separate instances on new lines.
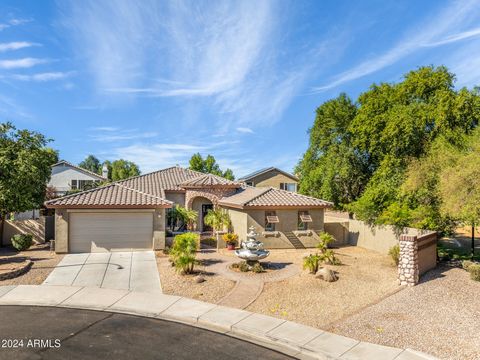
xmin=297 ymin=66 xmax=480 ymax=232
xmin=79 ymin=155 xmax=101 ymax=174
xmin=111 ymin=159 xmax=140 ymax=181
xmin=188 ymin=153 xmax=235 ymax=180
xmin=203 ymin=208 xmax=232 ymax=251
xmin=0 ymin=123 xmax=58 ymax=243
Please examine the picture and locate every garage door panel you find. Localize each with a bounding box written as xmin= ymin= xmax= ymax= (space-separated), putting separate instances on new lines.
xmin=69 ymin=212 xmax=153 ymax=253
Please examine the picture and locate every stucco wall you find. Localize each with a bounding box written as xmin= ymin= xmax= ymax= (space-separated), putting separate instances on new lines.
xmin=49 ymin=164 xmax=103 ymax=194
xmin=324 ymin=221 xmax=349 ymax=246
xmin=153 ymin=208 xmax=166 ymax=250
xmin=164 ymin=191 xmax=185 ymax=206
xmin=2 ymin=219 xmax=47 ymax=245
xmin=55 ymin=209 xmax=69 ymax=253
xmin=249 ymin=171 xmax=298 ymax=190
xmin=224 ymin=207 xmax=324 ymax=248
xmin=417 ymin=232 xmax=438 ymax=275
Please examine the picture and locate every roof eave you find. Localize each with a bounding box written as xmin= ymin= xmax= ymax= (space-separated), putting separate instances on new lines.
xmin=46 ymin=204 xmax=173 ymax=209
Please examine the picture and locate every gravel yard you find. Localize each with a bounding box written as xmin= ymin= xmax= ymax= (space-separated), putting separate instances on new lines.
xmin=156 ymin=252 xmax=235 ymax=303
xmin=329 ymin=265 xmax=480 ymax=360
xmin=0 ymin=243 xmax=63 ymax=285
xmin=246 ymin=246 xmax=399 ymax=328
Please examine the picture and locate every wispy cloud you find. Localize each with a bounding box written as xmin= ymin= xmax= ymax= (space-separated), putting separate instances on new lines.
xmin=59 ymin=0 xmax=313 ymax=127
xmin=0 ymin=58 xmax=48 ymax=69
xmin=313 ymin=0 xmax=480 ymax=91
xmin=0 ymin=41 xmax=38 ymax=52
xmin=236 ymin=127 xmax=254 ymax=134
xmin=3 ymin=71 xmax=73 ymax=82
xmin=88 ymin=127 xmax=158 ymax=142
xmin=0 ymin=18 xmax=31 ymax=31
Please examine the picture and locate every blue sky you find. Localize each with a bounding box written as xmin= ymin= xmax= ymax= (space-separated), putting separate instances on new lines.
xmin=2 ymin=1 xmax=480 ymax=178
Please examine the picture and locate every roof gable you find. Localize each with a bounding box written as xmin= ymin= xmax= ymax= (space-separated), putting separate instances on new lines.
xmin=181 ymin=173 xmax=242 ymax=188
xmin=238 ymin=167 xmax=299 ymax=182
xmin=52 ymin=160 xmax=107 ymax=181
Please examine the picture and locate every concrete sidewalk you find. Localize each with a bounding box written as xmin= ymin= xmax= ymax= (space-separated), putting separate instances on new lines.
xmin=0 ymin=285 xmax=437 ymax=360
xmin=43 ymin=251 xmax=161 ymax=293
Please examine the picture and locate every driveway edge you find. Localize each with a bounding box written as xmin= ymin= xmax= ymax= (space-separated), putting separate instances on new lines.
xmin=0 ymin=285 xmax=438 ymax=360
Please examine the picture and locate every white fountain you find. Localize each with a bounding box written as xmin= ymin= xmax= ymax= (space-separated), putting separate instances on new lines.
xmin=235 ymin=226 xmax=270 ymax=265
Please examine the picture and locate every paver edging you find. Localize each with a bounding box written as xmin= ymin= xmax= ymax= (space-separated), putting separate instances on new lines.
xmin=0 ymin=259 xmax=33 ymax=281
xmin=0 ymin=285 xmax=437 ymax=360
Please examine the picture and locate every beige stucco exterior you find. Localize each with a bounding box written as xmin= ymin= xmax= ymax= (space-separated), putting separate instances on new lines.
xmin=54 ymin=208 xmax=166 ymax=253
xmin=225 ymin=207 xmax=325 ymax=248
xmin=164 ymin=191 xmax=185 ymax=205
xmin=244 ymin=170 xmax=298 ymax=190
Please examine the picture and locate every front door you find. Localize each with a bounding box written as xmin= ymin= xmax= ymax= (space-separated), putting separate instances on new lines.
xmin=201 ymin=204 xmax=213 ymax=232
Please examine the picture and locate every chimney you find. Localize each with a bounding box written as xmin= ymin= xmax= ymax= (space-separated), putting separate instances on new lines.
xmin=102 ymin=164 xmax=108 ymax=179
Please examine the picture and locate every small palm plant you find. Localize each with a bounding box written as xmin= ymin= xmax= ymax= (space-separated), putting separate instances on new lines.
xmin=303 ymin=254 xmax=321 ymax=274
xmin=169 ymin=232 xmax=199 ymax=274
xmin=317 ymin=232 xmax=341 ymax=265
xmin=176 ymin=205 xmax=198 ymax=231
xmin=204 ymin=208 xmax=232 ymax=251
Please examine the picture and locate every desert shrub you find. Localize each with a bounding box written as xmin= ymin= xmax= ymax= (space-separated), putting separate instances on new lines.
xmin=251 ymin=262 xmax=264 ymax=273
xmin=239 ymin=262 xmax=249 ymax=272
xmin=303 ymin=254 xmax=321 ymax=274
xmin=467 ymin=264 xmax=480 ymax=281
xmin=389 ymin=244 xmax=400 ymax=266
xmin=462 ymin=260 xmax=474 ymax=270
xmin=170 ymin=232 xmax=199 ymax=274
xmin=11 ymin=234 xmax=33 ymax=251
xmin=222 ymin=233 xmax=238 ymax=245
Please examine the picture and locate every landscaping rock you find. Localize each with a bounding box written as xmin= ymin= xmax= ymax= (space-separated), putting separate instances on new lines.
xmin=316 ymin=267 xmax=338 ymax=282
xmin=194 ymin=275 xmax=205 ymax=283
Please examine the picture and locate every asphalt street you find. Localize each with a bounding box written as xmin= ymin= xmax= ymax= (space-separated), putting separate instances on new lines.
xmin=0 ymin=306 xmax=292 ymax=360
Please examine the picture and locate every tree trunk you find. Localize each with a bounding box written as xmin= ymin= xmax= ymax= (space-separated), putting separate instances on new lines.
xmin=0 ymin=212 xmax=6 ymax=247
xmin=472 ymin=223 xmax=475 ymax=259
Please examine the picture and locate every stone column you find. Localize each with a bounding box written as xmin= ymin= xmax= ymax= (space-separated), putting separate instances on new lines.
xmin=398 ymin=234 xmax=419 ymax=286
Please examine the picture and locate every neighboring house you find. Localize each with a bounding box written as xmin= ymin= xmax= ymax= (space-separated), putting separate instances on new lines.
xmin=49 ymin=160 xmax=108 ymax=196
xmin=46 ymin=166 xmax=332 ymax=253
xmin=238 ymin=167 xmax=299 ymax=192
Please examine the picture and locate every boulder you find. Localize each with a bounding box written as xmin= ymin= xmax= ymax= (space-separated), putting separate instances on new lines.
xmin=316 ymin=267 xmax=338 ymax=282
xmin=194 ymin=275 xmax=205 ymax=283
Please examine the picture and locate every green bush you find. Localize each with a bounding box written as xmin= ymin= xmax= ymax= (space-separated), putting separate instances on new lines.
xmin=389 ymin=244 xmax=400 ymax=266
xmin=251 ymin=262 xmax=264 ymax=273
xmin=11 ymin=234 xmax=33 ymax=251
xmin=303 ymin=254 xmax=321 ymax=274
xmin=467 ymin=264 xmax=480 ymax=281
xmin=462 ymin=260 xmax=474 ymax=270
xmin=239 ymin=262 xmax=249 ymax=272
xmin=169 ymin=232 xmax=199 ymax=274
xmin=222 ymin=233 xmax=238 ymax=245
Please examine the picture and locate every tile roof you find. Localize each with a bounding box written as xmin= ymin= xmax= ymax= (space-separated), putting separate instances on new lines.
xmin=181 ymin=173 xmax=242 ymax=188
xmin=52 ymin=160 xmax=107 ymax=180
xmin=45 ymin=183 xmax=172 ymax=208
xmin=117 ymin=166 xmax=202 ymax=192
xmin=219 ymin=187 xmax=332 ymax=208
xmin=238 ymin=167 xmax=299 ymax=182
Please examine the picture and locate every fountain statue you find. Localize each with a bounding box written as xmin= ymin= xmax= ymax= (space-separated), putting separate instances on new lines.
xmin=235 ymin=226 xmax=270 ymax=265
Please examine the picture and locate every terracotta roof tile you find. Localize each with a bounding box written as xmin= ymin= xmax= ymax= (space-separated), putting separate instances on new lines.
xmin=219 ymin=187 xmax=332 ymax=208
xmin=181 ymin=173 xmax=241 ymax=188
xmin=45 ymin=183 xmax=172 ymax=208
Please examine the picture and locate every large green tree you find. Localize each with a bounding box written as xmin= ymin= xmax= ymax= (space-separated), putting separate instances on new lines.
xmin=79 ymin=155 xmax=101 ymax=174
xmin=297 ymin=66 xmax=480 ymax=232
xmin=110 ymin=159 xmax=140 ymax=181
xmin=189 ymin=153 xmax=235 ymax=180
xmin=0 ymin=123 xmax=58 ymax=242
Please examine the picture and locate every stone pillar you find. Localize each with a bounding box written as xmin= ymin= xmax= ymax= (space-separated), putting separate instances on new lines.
xmin=398 ymin=234 xmax=419 ymax=286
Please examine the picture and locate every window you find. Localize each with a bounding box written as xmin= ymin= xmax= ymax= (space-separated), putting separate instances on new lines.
xmin=280 ymin=183 xmax=297 ymax=192
xmin=71 ymin=180 xmax=78 ymax=189
xmin=298 ymin=211 xmax=311 ymax=230
xmin=245 ymin=181 xmax=254 ymax=186
xmin=265 ymin=211 xmax=278 ymax=231
xmin=71 ymin=179 xmax=97 ymax=191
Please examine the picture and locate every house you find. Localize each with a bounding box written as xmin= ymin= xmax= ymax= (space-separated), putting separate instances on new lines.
xmin=49 ymin=160 xmax=108 ymax=196
xmin=45 ymin=166 xmax=332 ymax=253
xmin=238 ymin=167 xmax=299 ymax=192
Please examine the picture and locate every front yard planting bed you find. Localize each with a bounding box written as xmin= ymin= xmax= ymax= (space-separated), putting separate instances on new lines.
xmin=156 ymin=252 xmax=235 ymax=304
xmin=246 ymin=246 xmax=399 ymax=328
xmin=0 ymin=243 xmax=63 ymax=285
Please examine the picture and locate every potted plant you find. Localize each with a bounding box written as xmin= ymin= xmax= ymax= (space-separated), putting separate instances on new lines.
xmin=222 ymin=233 xmax=238 ymax=250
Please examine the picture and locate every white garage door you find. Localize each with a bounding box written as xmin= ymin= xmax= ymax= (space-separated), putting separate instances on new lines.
xmin=69 ymin=212 xmax=153 ymax=253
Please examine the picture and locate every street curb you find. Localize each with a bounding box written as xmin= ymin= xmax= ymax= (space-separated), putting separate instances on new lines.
xmin=0 ymin=285 xmax=438 ymax=360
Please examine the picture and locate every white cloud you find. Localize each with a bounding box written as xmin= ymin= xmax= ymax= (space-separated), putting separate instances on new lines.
xmin=0 ymin=41 xmax=38 ymax=52
xmin=58 ymin=0 xmax=312 ymax=126
xmin=236 ymin=127 xmax=254 ymax=134
xmin=0 ymin=18 xmax=31 ymax=31
xmin=0 ymin=58 xmax=48 ymax=69
xmin=88 ymin=127 xmax=158 ymax=142
xmin=313 ymin=0 xmax=480 ymax=91
xmin=6 ymin=71 xmax=72 ymax=82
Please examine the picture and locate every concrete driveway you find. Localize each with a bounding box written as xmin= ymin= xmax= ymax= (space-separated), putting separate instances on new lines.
xmin=43 ymin=251 xmax=161 ymax=293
